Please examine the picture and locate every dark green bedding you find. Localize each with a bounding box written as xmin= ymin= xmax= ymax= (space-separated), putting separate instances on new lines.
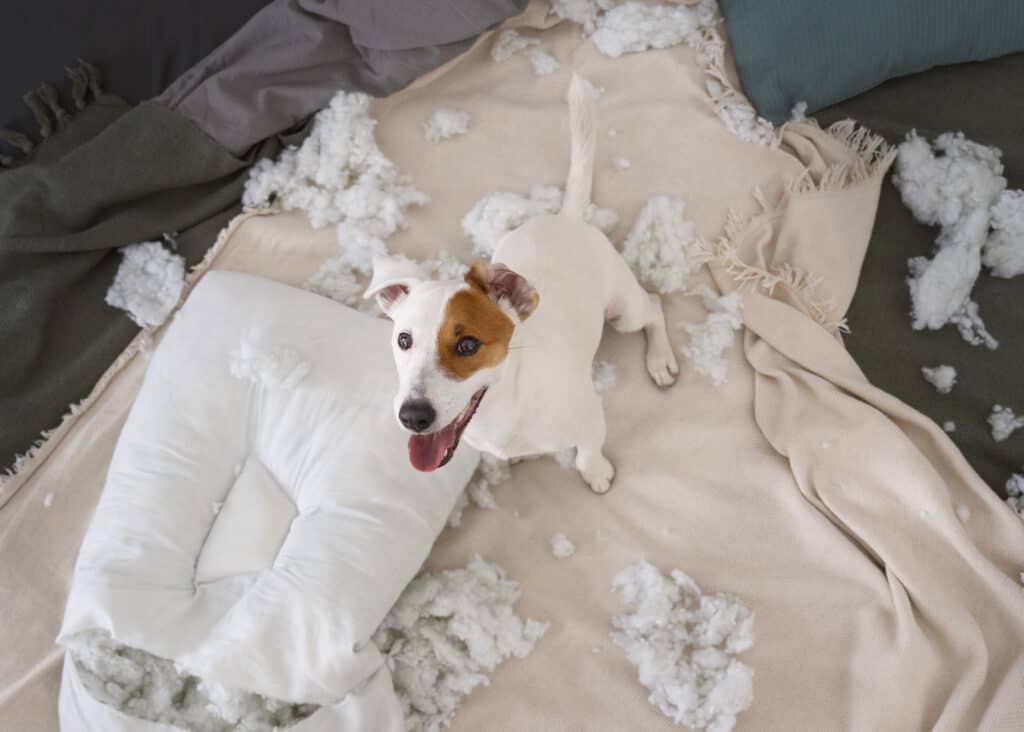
xmin=820 ymin=53 xmax=1024 ymax=495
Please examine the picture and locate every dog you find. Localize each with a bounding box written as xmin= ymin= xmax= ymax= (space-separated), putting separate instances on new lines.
xmin=364 ymin=74 xmax=677 ymax=493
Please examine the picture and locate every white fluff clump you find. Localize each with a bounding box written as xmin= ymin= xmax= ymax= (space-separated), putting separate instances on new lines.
xmin=892 ymin=131 xmax=1017 ymax=346
xmin=921 ymin=365 xmax=957 ymax=394
xmin=229 ymin=328 xmax=310 ymax=389
xmin=550 ymin=533 xmax=576 ymax=559
xmin=621 ymin=196 xmax=704 ymax=294
xmin=894 ymin=132 xmax=1005 ymax=229
xmin=943 ymin=421 xmax=957 ymax=433
xmin=550 ymin=0 xmax=616 ymax=34
xmin=372 ymin=556 xmax=549 ymax=732
xmin=243 ymin=92 xmax=428 ymax=307
xmin=679 ymin=287 xmax=742 ymax=386
xmin=43 ymin=492 xmax=54 ymax=508
xmin=105 ymin=241 xmax=185 ymax=328
xmin=66 ymin=631 xmax=316 ymax=732
xmin=591 ymin=2 xmax=706 ymax=59
xmin=462 ymin=185 xmax=618 ymax=257
xmin=612 ymin=156 xmax=631 ymax=171
xmin=528 ymin=49 xmax=560 ymax=76
xmin=789 ymin=101 xmax=808 ymax=122
xmin=955 ymin=504 xmax=971 ymax=523
xmin=611 ymin=561 xmax=754 ymax=732
xmin=448 ymin=453 xmax=511 ymax=528
xmin=1006 ymin=472 xmax=1024 ymax=520
xmin=983 ymin=189 xmax=1024 ymax=278
xmin=424 ymin=107 xmax=471 ymax=144
xmin=989 ymin=405 xmax=1024 ymax=442
xmin=947 ymin=298 xmax=999 ymax=350
xmin=423 ymin=250 xmax=470 ymax=281
xmin=490 ymin=29 xmax=539 ymax=63
xmin=592 ymin=360 xmax=617 ymax=393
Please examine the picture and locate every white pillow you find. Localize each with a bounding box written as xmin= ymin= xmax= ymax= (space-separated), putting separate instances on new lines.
xmin=58 ymin=271 xmax=479 ymax=730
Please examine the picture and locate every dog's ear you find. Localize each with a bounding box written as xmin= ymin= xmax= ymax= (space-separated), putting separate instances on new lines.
xmin=364 ymin=255 xmax=424 ymax=318
xmin=466 ymin=261 xmax=540 ymax=322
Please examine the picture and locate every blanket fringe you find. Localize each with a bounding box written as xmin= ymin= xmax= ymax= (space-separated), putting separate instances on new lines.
xmin=716 ymin=193 xmax=847 ymax=332
xmin=22 ymin=88 xmax=53 ymax=138
xmin=786 ymin=122 xmax=896 ymax=196
xmin=0 ymin=210 xmax=274 ymax=502
xmin=2 ymin=61 xmax=105 ymax=168
xmin=0 ymin=128 xmax=33 ymax=154
xmin=696 ymin=26 xmax=780 ymax=149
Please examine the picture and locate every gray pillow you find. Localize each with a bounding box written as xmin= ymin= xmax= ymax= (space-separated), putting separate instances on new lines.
xmin=720 ymin=0 xmax=1024 ymax=124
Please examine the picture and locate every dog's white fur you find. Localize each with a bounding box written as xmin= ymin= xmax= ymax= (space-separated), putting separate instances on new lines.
xmin=366 ymin=75 xmax=677 ymax=493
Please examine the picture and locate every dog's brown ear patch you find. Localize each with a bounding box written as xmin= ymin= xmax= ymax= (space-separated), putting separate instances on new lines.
xmin=466 ymin=261 xmax=539 ymax=321
xmin=437 ymin=285 xmax=515 ymax=380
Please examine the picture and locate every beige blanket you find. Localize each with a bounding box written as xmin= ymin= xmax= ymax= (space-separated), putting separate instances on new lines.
xmin=3 ymin=4 xmax=1023 ymax=730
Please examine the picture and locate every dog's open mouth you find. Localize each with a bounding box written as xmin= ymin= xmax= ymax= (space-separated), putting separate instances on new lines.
xmin=408 ymin=388 xmax=487 ymax=472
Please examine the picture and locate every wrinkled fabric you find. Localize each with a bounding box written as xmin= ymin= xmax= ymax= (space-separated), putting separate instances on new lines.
xmin=160 ymin=0 xmax=528 ymax=153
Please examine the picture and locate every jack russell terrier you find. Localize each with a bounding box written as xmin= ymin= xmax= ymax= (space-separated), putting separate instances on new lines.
xmin=365 ymin=75 xmax=677 ymax=493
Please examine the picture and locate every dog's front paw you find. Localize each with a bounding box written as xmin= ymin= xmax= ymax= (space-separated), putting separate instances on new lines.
xmin=646 ymin=349 xmax=679 ymax=387
xmin=579 ymin=455 xmax=615 ymax=494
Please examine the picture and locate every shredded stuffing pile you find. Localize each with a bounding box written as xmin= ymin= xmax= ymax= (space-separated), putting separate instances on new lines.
xmin=243 ymin=91 xmax=428 ymax=307
xmin=229 ymin=328 xmax=310 ymax=389
xmin=1006 ymin=472 xmax=1024 ymax=520
xmin=592 ymin=360 xmax=617 ymax=393
xmin=424 ymin=107 xmax=471 ymax=143
xmin=893 ymin=131 xmax=1024 ymax=348
xmin=462 ymin=185 xmax=618 ymax=257
xmin=448 ymin=453 xmax=511 ymax=528
xmin=621 ymin=196 xmax=704 ymax=295
xmin=921 ymin=365 xmax=957 ymax=394
xmin=372 ymin=556 xmax=549 ymax=732
xmin=550 ymin=533 xmax=576 ymax=559
xmin=589 ymin=1 xmax=711 ymax=59
xmin=611 ymin=561 xmax=754 ymax=732
xmin=66 ymin=631 xmax=317 ymax=732
xmin=549 ymin=0 xmax=616 ymax=34
xmin=679 ymin=288 xmax=742 ymax=386
xmin=988 ymin=405 xmax=1024 ymax=443
xmin=983 ymin=190 xmax=1024 ymax=278
xmin=105 ymin=241 xmax=186 ymax=328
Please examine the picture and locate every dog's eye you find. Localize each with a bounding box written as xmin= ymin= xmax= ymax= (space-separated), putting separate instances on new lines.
xmin=397 ymin=332 xmax=413 ymax=350
xmin=455 ymin=336 xmax=480 ymax=356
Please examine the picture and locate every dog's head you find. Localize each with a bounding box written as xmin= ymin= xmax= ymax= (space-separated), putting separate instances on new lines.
xmin=364 ymin=255 xmax=539 ymax=471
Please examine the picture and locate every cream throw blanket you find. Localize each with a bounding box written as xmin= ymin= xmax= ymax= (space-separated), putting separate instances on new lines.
xmin=2 ymin=4 xmax=1022 ymax=730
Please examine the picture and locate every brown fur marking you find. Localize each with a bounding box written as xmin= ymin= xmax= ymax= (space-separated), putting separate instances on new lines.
xmin=436 ymin=286 xmax=514 ymax=380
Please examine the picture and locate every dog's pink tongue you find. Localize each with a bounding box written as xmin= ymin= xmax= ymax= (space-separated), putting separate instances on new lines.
xmin=408 ymin=424 xmax=456 ymax=472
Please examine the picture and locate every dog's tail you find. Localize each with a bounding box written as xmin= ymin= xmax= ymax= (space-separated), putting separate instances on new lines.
xmin=561 ymin=73 xmax=597 ymax=219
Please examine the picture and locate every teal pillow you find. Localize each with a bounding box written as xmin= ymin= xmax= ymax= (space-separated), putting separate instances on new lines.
xmin=720 ymin=0 xmax=1024 ymax=124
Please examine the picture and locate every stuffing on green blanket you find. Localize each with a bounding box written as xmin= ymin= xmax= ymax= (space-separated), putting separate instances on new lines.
xmin=105 ymin=241 xmax=185 ymax=328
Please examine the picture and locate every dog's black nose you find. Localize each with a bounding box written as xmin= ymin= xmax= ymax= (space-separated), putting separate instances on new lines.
xmin=399 ymin=400 xmax=436 ymax=433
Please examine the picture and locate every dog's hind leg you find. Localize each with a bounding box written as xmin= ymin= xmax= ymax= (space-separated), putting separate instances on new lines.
xmin=574 ymin=392 xmax=614 ymax=494
xmin=605 ymin=266 xmax=679 ymax=387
